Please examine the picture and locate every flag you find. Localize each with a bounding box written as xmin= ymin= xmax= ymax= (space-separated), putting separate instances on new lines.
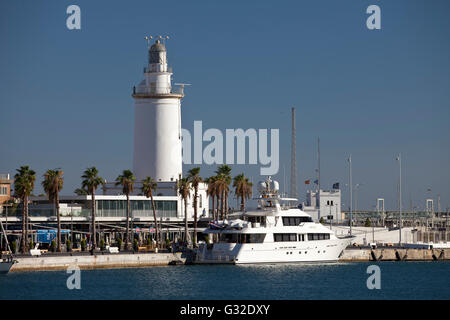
xmin=304 ymin=180 xmax=310 ymax=184
xmin=314 ymin=180 xmax=318 ymax=185
xmin=332 ymin=182 xmax=340 ymax=189
xmin=209 ymin=221 xmax=224 ymax=230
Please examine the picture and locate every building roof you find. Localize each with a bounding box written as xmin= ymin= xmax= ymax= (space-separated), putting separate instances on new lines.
xmin=149 ymin=40 xmax=166 ymax=52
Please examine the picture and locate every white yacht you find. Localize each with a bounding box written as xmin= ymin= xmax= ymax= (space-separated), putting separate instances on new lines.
xmin=195 ymin=177 xmax=353 ymax=264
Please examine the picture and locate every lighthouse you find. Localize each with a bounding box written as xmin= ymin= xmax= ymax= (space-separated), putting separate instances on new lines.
xmin=132 ymin=38 xmax=183 ymax=182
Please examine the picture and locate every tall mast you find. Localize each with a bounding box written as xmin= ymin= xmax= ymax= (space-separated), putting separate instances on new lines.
xmin=397 ymin=154 xmax=402 ymax=246
xmin=0 ymin=218 xmax=13 ymax=257
xmin=318 ymin=137 xmax=321 ymax=192
xmin=348 ymin=155 xmax=353 ymax=236
xmin=290 ymin=107 xmax=298 ymax=200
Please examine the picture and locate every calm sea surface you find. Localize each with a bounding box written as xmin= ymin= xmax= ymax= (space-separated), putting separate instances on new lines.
xmin=1 ymin=262 xmax=449 ymax=300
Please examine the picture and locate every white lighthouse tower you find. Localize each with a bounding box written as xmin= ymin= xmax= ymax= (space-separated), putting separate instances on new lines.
xmin=132 ymin=37 xmax=183 ymax=182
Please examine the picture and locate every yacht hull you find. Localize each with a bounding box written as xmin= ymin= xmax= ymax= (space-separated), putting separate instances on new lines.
xmin=0 ymin=261 xmax=15 ymax=274
xmin=195 ymin=238 xmax=351 ymax=265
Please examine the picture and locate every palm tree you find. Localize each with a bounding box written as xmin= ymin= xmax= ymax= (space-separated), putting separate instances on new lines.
xmin=233 ymin=174 xmax=253 ymax=211
xmin=215 ymin=165 xmax=232 ymax=218
xmin=81 ymin=167 xmax=103 ymax=250
xmin=141 ymin=176 xmax=159 ymax=249
xmin=14 ymin=166 xmax=36 ymax=254
xmin=187 ymin=167 xmax=202 ymax=247
xmin=176 ymin=178 xmax=191 ymax=246
xmin=115 ymin=170 xmax=136 ymax=250
xmin=206 ymin=176 xmax=217 ymax=221
xmin=42 ymin=169 xmax=64 ymax=252
xmin=74 ymin=187 xmax=88 ymax=195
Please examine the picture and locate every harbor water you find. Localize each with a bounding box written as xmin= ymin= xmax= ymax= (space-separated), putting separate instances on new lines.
xmin=1 ymin=262 xmax=449 ymax=300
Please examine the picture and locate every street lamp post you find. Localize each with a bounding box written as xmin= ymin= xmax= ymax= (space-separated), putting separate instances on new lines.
xmin=348 ymin=155 xmax=353 ymax=236
xmin=396 ymin=154 xmax=402 ymax=246
xmin=71 ymin=201 xmax=74 ymax=243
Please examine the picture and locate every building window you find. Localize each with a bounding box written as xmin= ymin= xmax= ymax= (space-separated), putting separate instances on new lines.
xmin=0 ymin=186 xmax=7 ymax=195
xmin=96 ymin=199 xmax=177 ymax=218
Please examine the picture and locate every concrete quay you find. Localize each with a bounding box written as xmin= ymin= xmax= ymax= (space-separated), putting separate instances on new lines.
xmin=340 ymin=248 xmax=450 ymax=262
xmin=10 ymin=252 xmax=186 ymax=272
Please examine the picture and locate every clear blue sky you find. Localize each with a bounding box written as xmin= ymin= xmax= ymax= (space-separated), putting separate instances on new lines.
xmin=1 ymin=0 xmax=449 ymax=211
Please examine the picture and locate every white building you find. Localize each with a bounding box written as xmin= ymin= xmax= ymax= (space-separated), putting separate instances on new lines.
xmin=302 ymin=189 xmax=342 ymax=223
xmin=132 ymin=38 xmax=183 ymax=182
xmin=129 ymin=38 xmax=209 ymax=221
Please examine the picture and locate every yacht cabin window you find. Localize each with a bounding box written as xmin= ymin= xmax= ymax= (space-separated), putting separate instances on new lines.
xmin=219 ymin=233 xmax=266 ymax=244
xmin=307 ymin=233 xmax=331 ymax=241
xmin=282 ymin=217 xmax=313 ymax=226
xmin=273 ymin=233 xmax=297 ymax=242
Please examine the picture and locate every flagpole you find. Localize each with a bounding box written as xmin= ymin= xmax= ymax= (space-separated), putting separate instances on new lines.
xmin=317 ymin=137 xmax=321 ymax=220
xmin=348 ymin=155 xmax=353 ymax=236
xmin=318 ymin=137 xmax=320 ymax=193
xmin=397 ymin=154 xmax=402 ymax=246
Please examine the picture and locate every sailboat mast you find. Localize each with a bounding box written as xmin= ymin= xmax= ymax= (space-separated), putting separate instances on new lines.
xmin=0 ymin=218 xmax=13 ymax=256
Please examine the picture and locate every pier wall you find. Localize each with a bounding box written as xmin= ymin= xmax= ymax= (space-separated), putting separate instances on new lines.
xmin=10 ymin=252 xmax=186 ymax=272
xmin=333 ymin=226 xmax=416 ymax=244
xmin=340 ymin=248 xmax=449 ymax=262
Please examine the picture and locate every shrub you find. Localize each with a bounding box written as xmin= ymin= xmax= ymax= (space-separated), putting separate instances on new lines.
xmin=133 ymin=239 xmax=139 ymax=251
xmin=147 ymin=237 xmax=151 ymax=246
xmin=365 ymin=218 xmax=371 ymax=227
xmin=81 ymin=238 xmax=86 ymax=251
xmin=66 ymin=239 xmax=72 ymax=252
xmin=50 ymin=240 xmax=56 ymax=252
xmin=10 ymin=241 xmax=16 ymax=253
xmin=165 ymin=238 xmax=170 ymax=248
xmin=100 ymin=239 xmax=105 ymax=250
xmin=29 ymin=240 xmax=34 ymax=250
xmin=117 ymin=238 xmax=122 ymax=250
xmin=319 ymin=217 xmax=324 ymax=224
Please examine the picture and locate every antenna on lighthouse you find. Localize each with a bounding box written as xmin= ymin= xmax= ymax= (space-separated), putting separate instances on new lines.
xmin=144 ymin=35 xmax=153 ymax=47
xmin=174 ymin=83 xmax=191 ymax=95
xmin=174 ymin=83 xmax=191 ymax=87
xmin=156 ymin=35 xmax=170 ymax=45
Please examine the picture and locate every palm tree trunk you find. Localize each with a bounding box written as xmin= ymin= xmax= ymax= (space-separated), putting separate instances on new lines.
xmin=56 ymin=192 xmax=61 ymax=252
xmin=92 ymin=190 xmax=97 ymax=249
xmin=25 ymin=195 xmax=30 ymax=253
xmin=211 ymin=196 xmax=215 ymax=221
xmin=241 ymin=190 xmax=245 ymax=211
xmin=125 ymin=193 xmax=130 ymax=250
xmin=225 ymin=192 xmax=229 ymax=219
xmin=21 ymin=196 xmax=27 ymax=254
xmin=216 ymin=195 xmax=220 ymax=220
xmin=220 ymin=191 xmax=225 ymax=220
xmin=193 ymin=186 xmax=198 ymax=247
xmin=184 ymin=198 xmax=188 ymax=245
xmin=150 ymin=192 xmax=159 ymax=249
